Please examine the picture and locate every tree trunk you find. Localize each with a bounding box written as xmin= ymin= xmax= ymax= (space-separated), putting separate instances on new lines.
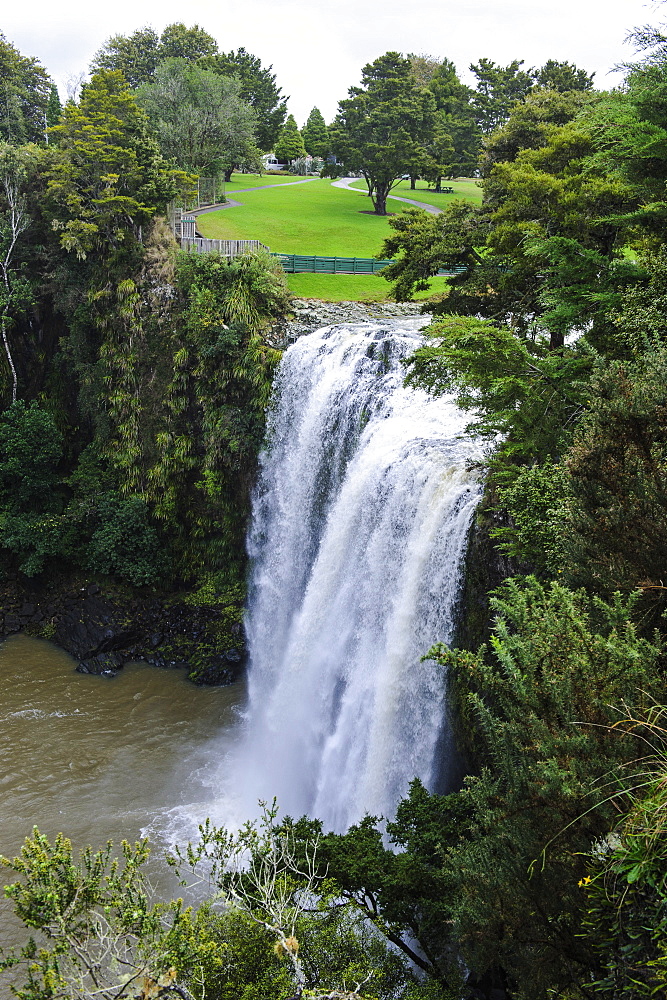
xmin=372 ymin=183 xmax=389 ymax=215
xmin=435 ymin=176 xmax=442 ymax=193
xmin=0 ymin=312 xmax=17 ymax=403
xmin=224 ymin=167 xmax=234 ymax=183
xmin=410 ymin=176 xmax=416 ymax=189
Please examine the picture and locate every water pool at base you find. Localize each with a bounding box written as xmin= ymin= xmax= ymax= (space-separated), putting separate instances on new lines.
xmin=0 ymin=633 xmax=246 ymax=952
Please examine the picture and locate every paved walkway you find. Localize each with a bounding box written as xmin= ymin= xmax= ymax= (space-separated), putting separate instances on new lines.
xmin=332 ymin=176 xmax=443 ymax=215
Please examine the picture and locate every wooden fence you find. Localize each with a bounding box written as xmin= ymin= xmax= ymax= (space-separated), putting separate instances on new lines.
xmin=180 ymin=237 xmax=270 ymax=256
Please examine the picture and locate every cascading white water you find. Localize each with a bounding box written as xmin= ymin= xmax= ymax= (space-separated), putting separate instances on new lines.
xmin=234 ymin=319 xmax=484 ymax=832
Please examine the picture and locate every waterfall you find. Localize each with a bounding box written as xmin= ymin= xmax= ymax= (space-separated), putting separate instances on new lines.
xmin=233 ymin=319 xmax=484 ymax=833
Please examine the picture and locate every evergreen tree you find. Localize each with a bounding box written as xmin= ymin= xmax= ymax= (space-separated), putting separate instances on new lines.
xmin=205 ymin=47 xmax=288 ymax=152
xmin=0 ymin=32 xmax=52 ymax=145
xmin=91 ymin=23 xmax=218 ymax=87
xmin=330 ymin=52 xmax=437 ymax=214
xmin=47 ymin=70 xmax=177 ymax=261
xmin=532 ymin=58 xmax=595 ymax=92
xmin=45 ymin=84 xmax=62 ymax=131
xmin=427 ymin=58 xmax=480 ymax=180
xmin=470 ymin=57 xmax=534 ymax=133
xmin=302 ymin=107 xmax=329 ymax=158
xmin=274 ymin=114 xmax=305 ymax=162
xmin=158 ymin=22 xmax=218 ymax=61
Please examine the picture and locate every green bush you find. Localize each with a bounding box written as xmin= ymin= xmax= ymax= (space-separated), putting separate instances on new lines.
xmin=86 ymin=493 xmax=168 ymax=586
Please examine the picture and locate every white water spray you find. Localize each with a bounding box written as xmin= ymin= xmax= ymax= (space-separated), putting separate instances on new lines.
xmin=233 ymin=320 xmax=484 ymax=832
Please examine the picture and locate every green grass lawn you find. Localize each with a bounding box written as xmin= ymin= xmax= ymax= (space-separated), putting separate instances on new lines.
xmin=198 ymin=179 xmax=398 ymax=256
xmin=348 ymin=177 xmax=482 ymax=209
xmin=286 ymin=272 xmax=450 ymax=302
xmin=223 ymin=172 xmax=312 ymax=192
xmin=196 ymin=174 xmax=466 ymax=301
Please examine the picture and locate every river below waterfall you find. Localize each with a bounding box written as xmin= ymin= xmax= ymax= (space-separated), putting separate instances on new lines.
xmin=0 ymin=634 xmax=246 ymax=951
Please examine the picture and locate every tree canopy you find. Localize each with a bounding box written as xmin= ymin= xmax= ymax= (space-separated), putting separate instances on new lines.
xmin=204 ymin=47 xmax=288 ymax=151
xmin=274 ymin=113 xmax=306 ymax=162
xmin=136 ymin=59 xmax=258 ymax=176
xmin=0 ymin=32 xmax=52 ymax=145
xmin=330 ymin=51 xmax=439 ymax=214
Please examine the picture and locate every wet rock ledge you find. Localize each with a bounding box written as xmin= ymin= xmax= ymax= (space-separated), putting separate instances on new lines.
xmin=266 ymin=298 xmax=427 ymax=348
xmin=0 ymin=578 xmax=245 ymax=684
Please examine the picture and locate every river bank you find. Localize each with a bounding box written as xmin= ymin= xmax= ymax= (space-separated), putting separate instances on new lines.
xmin=0 ymin=575 xmax=245 ymax=684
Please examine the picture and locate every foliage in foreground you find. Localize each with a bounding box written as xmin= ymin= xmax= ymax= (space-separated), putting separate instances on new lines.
xmin=0 ymin=808 xmax=417 ymax=1000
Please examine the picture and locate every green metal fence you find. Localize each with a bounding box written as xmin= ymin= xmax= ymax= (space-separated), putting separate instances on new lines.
xmin=272 ymin=253 xmax=466 ymax=276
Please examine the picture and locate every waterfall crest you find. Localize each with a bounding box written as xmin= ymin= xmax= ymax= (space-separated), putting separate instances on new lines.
xmin=235 ymin=320 xmax=484 ymax=832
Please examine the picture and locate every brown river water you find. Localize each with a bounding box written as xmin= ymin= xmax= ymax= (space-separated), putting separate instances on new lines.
xmin=0 ymin=633 xmax=247 ymax=952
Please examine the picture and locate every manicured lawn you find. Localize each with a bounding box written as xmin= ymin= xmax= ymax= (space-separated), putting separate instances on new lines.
xmin=195 ymin=174 xmax=468 ymax=301
xmin=197 ymin=179 xmax=413 ymax=256
xmin=286 ymin=272 xmax=450 ymax=302
xmin=223 ymin=172 xmax=311 ymax=191
xmin=348 ymin=177 xmax=482 ymax=208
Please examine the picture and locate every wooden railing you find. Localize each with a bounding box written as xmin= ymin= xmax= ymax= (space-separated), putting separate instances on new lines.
xmin=180 ymin=237 xmax=270 ymax=256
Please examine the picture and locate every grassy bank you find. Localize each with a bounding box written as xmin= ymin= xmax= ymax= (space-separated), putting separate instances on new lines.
xmin=286 ymin=272 xmax=450 ymax=301
xmin=198 ymin=174 xmax=471 ymax=301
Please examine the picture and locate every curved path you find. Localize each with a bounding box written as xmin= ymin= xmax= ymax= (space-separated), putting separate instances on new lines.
xmin=191 ymin=176 xmax=320 ymax=214
xmin=331 ymin=176 xmax=443 ymax=215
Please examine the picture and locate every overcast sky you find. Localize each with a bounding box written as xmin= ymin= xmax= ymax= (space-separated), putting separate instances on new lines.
xmin=3 ymin=0 xmax=664 ymax=125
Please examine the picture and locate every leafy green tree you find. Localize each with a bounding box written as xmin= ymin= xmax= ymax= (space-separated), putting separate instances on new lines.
xmin=379 ymin=202 xmax=487 ymax=300
xmin=158 ymin=22 xmax=218 ymax=61
xmin=89 ymin=26 xmax=161 ymax=87
xmin=427 ymin=58 xmax=480 ymax=180
xmin=205 ymin=47 xmax=288 ymax=152
xmin=480 ymin=86 xmax=591 ymax=173
xmin=136 ymin=60 xmax=258 ymax=177
xmin=47 ymin=70 xmax=177 ymax=261
xmin=274 ymin=113 xmax=305 ymax=162
xmin=0 ymin=400 xmax=72 ymax=575
xmin=583 ymin=38 xmax=667 ymax=235
xmin=91 ymin=23 xmax=218 ymax=88
xmin=563 ymin=347 xmax=667 ymax=598
xmin=532 ymin=58 xmax=595 ymax=92
xmin=0 ymin=32 xmax=52 ymax=145
xmin=382 ymin=99 xmax=635 ymax=346
xmin=402 ymin=312 xmax=593 ymax=463
xmin=302 ymin=107 xmax=329 ymax=158
xmin=0 ymin=829 xmax=203 ymax=999
xmin=330 ymin=52 xmax=438 ymax=214
xmin=470 ymin=58 xmax=534 ymax=134
xmin=86 ymin=493 xmax=167 ymax=586
xmin=45 ymin=84 xmax=62 ymax=131
xmin=1 ymin=816 xmax=413 ymax=1000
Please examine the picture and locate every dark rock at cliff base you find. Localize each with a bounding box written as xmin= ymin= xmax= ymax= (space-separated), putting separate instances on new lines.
xmin=76 ymin=650 xmax=124 ymax=677
xmin=188 ymin=647 xmax=248 ymax=686
xmin=0 ymin=579 xmax=246 ymax=685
